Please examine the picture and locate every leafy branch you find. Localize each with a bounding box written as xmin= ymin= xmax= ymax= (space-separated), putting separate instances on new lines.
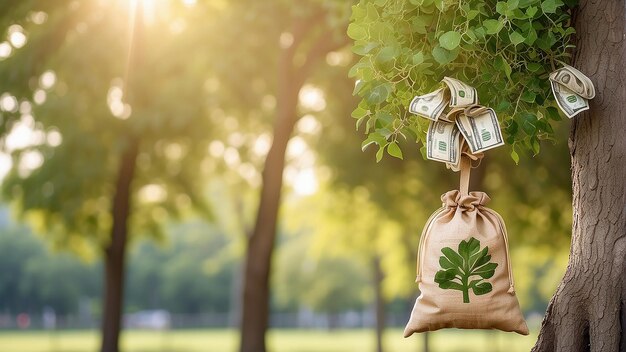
xmin=348 ymin=0 xmax=576 ymax=162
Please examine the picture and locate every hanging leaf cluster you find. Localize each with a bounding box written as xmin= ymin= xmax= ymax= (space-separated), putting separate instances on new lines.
xmin=348 ymin=0 xmax=577 ymax=162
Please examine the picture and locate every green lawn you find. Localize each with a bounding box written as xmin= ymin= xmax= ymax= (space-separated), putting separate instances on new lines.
xmin=0 ymin=328 xmax=537 ymax=352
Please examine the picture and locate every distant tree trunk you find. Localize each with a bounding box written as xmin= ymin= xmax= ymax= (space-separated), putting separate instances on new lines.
xmin=100 ymin=138 xmax=139 ymax=352
xmin=328 ymin=312 xmax=340 ymax=330
xmin=229 ymin=262 xmax=243 ymax=328
xmin=532 ymin=1 xmax=626 ymax=351
xmin=239 ymin=39 xmax=301 ymax=352
xmin=373 ymin=256 xmax=386 ymax=352
xmin=238 ymin=13 xmax=347 ymax=352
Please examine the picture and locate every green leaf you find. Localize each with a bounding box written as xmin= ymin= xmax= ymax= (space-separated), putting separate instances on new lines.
xmin=496 ymin=2 xmax=508 ymax=15
xmin=458 ymin=239 xmax=470 ymax=262
xmin=522 ymin=119 xmax=536 ymax=135
xmin=469 ymin=247 xmax=489 ymax=268
xmin=475 ymin=261 xmax=497 ymax=273
xmin=351 ymin=107 xmax=368 ymax=119
xmin=353 ymin=80 xmax=366 ymax=96
xmin=521 ymin=90 xmax=536 ymax=103
xmin=507 ymin=0 xmax=520 ymax=10
xmin=355 ymin=116 xmax=368 ymax=130
xmin=526 ymin=5 xmax=538 ymax=17
xmin=458 ymin=240 xmax=468 ymax=257
xmin=546 ymin=106 xmax=562 ymax=121
xmin=376 ymin=111 xmax=394 ymax=128
xmin=439 ymin=31 xmax=462 ymax=50
xmin=524 ymin=26 xmax=538 ymax=45
xmin=509 ymin=31 xmax=525 ymax=45
xmin=439 ymin=256 xmax=455 ymax=270
xmin=472 ymin=282 xmax=493 ymax=295
xmin=387 ymin=142 xmax=403 ymax=159
xmin=537 ymin=119 xmax=554 ymax=134
xmin=366 ymin=3 xmax=379 ymax=20
xmin=375 ymin=144 xmax=385 ymax=162
xmin=526 ymin=62 xmax=542 ymax=72
xmin=441 ymin=247 xmax=464 ymax=267
xmin=467 ymin=10 xmax=480 ymax=20
xmin=473 ymin=252 xmax=491 ymax=269
xmin=494 ymin=55 xmax=512 ymax=80
xmin=483 ymin=19 xmax=504 ymax=35
xmin=432 ymin=45 xmax=459 ymax=65
xmin=468 ymin=279 xmax=483 ymax=288
xmin=347 ymin=23 xmax=368 ymax=40
xmin=352 ymin=42 xmax=379 ymax=55
xmin=411 ymin=16 xmax=429 ymax=34
xmin=419 ymin=145 xmax=427 ymax=159
xmin=466 ymin=238 xmax=480 ymax=256
xmin=511 ymin=149 xmax=520 ymax=164
xmin=434 ymin=0 xmax=445 ymax=12
xmin=361 ymin=132 xmax=386 ymax=151
xmin=366 ymin=83 xmax=392 ymax=105
xmin=434 ymin=268 xmax=457 ymax=283
xmin=541 ymin=0 xmax=562 ymax=13
xmin=497 ymin=99 xmax=512 ymax=111
xmin=474 ymin=262 xmax=498 ymax=279
xmin=438 ymin=281 xmax=464 ymax=290
xmin=531 ymin=137 xmax=540 ymax=155
xmin=401 ymin=126 xmax=418 ymax=142
xmin=412 ymin=51 xmax=425 ymax=65
xmin=376 ymin=46 xmax=397 ymax=63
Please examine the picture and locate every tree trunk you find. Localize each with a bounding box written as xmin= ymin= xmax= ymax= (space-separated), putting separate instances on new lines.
xmin=422 ymin=332 xmax=429 ymax=352
xmin=373 ymin=256 xmax=386 ymax=352
xmin=237 ymin=10 xmax=348 ymax=350
xmin=100 ymin=138 xmax=139 ymax=352
xmin=532 ymin=1 xmax=626 ymax=351
xmin=239 ymin=54 xmax=301 ymax=352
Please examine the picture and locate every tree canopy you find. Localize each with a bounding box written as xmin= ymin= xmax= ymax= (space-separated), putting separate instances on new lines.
xmin=0 ymin=0 xmax=219 ymax=250
xmin=348 ymin=0 xmax=577 ymax=161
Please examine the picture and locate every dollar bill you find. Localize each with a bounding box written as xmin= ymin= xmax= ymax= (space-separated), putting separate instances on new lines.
xmin=550 ymin=80 xmax=589 ymax=118
xmin=427 ymin=119 xmax=461 ymax=165
xmin=409 ymin=88 xmax=448 ymax=121
xmin=456 ymin=107 xmax=504 ymax=153
xmin=549 ymin=64 xmax=595 ymax=99
xmin=442 ymin=77 xmax=478 ymax=108
xmin=444 ymin=107 xmax=466 ymax=122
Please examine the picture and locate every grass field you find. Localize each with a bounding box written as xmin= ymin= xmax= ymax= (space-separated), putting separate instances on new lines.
xmin=0 ymin=328 xmax=537 ymax=352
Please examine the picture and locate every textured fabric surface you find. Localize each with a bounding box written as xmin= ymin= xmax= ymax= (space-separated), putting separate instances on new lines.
xmin=404 ymin=190 xmax=528 ymax=337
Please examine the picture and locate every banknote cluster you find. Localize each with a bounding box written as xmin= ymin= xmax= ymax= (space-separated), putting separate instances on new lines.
xmin=549 ymin=65 xmax=595 ymax=118
xmin=409 ymin=77 xmax=504 ymax=169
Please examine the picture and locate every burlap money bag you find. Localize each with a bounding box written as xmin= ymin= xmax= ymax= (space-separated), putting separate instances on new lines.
xmin=404 ymin=156 xmax=528 ymax=336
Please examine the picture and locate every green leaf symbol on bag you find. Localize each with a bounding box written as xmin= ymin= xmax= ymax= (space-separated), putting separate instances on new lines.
xmin=434 ymin=237 xmax=497 ymax=303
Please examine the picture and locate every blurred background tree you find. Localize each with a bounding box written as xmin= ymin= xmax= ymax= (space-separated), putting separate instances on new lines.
xmin=0 ymin=1 xmax=219 ymax=351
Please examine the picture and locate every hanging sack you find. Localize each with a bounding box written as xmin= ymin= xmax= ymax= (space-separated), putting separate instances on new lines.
xmin=404 ymin=154 xmax=529 ymax=337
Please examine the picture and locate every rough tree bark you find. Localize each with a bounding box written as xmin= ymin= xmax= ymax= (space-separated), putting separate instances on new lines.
xmin=239 ymin=13 xmax=349 ymax=352
xmin=532 ymin=1 xmax=626 ymax=351
xmin=100 ymin=138 xmax=139 ymax=352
